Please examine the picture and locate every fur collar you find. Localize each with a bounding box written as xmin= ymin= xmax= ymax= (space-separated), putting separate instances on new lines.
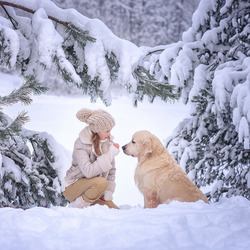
xmin=79 ymin=126 xmax=93 ymax=145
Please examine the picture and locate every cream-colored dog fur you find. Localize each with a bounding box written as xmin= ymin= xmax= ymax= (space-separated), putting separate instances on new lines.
xmin=122 ymin=130 xmax=209 ymax=208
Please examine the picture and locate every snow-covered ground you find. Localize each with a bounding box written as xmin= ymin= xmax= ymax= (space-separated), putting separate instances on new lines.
xmin=1 ymin=74 xmax=250 ymax=249
xmin=1 ymin=196 xmax=249 ymax=250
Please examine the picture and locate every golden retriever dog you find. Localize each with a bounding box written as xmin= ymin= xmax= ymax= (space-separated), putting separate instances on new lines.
xmin=122 ymin=130 xmax=209 ymax=208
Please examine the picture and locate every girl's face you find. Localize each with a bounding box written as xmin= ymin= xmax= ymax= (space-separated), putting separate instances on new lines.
xmin=97 ymin=131 xmax=111 ymax=140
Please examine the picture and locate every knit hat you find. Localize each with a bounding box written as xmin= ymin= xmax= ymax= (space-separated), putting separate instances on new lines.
xmin=76 ymin=108 xmax=115 ymax=133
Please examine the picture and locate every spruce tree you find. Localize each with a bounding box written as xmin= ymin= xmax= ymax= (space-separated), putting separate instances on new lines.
xmin=142 ymin=0 xmax=250 ymax=201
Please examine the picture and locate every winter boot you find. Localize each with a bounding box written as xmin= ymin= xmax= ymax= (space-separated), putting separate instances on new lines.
xmin=69 ymin=196 xmax=90 ymax=208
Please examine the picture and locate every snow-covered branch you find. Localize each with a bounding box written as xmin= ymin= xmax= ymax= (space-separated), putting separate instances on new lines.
xmin=0 ymin=1 xmax=67 ymax=26
xmin=0 ymin=0 xmax=177 ymax=105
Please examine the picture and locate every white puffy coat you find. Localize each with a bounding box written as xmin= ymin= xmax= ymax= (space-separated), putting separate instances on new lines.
xmin=62 ymin=126 xmax=119 ymax=200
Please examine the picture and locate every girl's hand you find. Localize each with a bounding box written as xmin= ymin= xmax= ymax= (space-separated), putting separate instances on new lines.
xmin=107 ymin=144 xmax=120 ymax=162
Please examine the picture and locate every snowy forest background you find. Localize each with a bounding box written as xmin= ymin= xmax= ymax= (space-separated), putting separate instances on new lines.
xmin=0 ymin=0 xmax=249 ymax=209
xmin=53 ymin=0 xmax=200 ymax=47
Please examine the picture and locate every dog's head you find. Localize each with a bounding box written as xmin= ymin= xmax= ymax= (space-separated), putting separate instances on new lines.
xmin=122 ymin=130 xmax=163 ymax=160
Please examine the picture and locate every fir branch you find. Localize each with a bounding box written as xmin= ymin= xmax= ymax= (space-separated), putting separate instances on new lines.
xmin=105 ymin=52 xmax=119 ymax=82
xmin=0 ymin=110 xmax=8 ymax=126
xmin=10 ymin=110 xmax=29 ymax=130
xmin=61 ymin=24 xmax=96 ymax=86
xmin=133 ymin=66 xmax=178 ymax=105
xmin=0 ymin=111 xmax=29 ymax=140
xmin=64 ymin=23 xmax=96 ymax=48
xmin=26 ymin=76 xmax=48 ymax=95
xmin=0 ymin=28 xmax=12 ymax=68
xmin=0 ymin=76 xmax=46 ymax=106
xmin=53 ymin=55 xmax=77 ymax=84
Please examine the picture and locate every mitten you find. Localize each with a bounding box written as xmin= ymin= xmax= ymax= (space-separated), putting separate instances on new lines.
xmin=107 ymin=145 xmax=120 ymax=162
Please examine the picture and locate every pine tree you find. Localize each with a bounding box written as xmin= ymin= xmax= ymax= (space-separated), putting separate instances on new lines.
xmin=0 ymin=76 xmax=67 ymax=208
xmin=142 ymin=0 xmax=250 ymax=201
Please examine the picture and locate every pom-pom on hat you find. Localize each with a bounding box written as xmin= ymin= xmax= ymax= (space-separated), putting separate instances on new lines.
xmin=76 ymin=108 xmax=115 ymax=133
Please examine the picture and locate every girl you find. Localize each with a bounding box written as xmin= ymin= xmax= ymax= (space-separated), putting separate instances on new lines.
xmin=62 ymin=108 xmax=120 ymax=209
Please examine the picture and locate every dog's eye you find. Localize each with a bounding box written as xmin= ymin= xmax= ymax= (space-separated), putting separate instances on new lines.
xmin=132 ymin=139 xmax=136 ymax=144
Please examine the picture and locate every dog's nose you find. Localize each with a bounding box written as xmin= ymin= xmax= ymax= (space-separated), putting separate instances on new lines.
xmin=122 ymin=145 xmax=126 ymax=151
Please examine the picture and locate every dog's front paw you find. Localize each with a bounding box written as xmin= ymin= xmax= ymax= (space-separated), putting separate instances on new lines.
xmin=144 ymin=193 xmax=159 ymax=208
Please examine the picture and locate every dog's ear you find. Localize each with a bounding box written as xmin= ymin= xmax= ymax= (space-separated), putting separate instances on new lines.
xmin=142 ymin=137 xmax=152 ymax=156
xmin=150 ymin=136 xmax=164 ymax=155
